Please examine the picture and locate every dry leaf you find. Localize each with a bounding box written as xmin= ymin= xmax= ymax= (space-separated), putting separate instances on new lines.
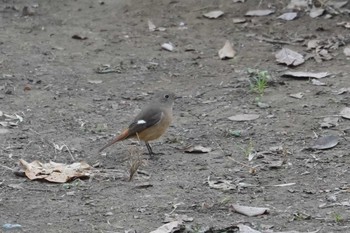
xmin=282 ymin=71 xmax=329 ymax=79
xmin=184 ymin=145 xmax=212 ymax=153
xmin=232 ymin=18 xmax=247 ymax=24
xmin=276 ymin=48 xmax=304 ymax=66
xmin=231 ymin=204 xmax=269 ymax=217
xmin=287 ymin=0 xmax=309 ymax=9
xmin=208 ymin=178 xmax=236 ymax=191
xmin=307 ymin=39 xmax=320 ymax=50
xmin=228 ymin=114 xmax=259 ymax=121
xmin=148 ymin=19 xmax=156 ymax=32
xmin=311 ymin=135 xmax=339 ymax=150
xmin=289 ymin=92 xmax=303 ymax=99
xmin=309 ymin=7 xmax=325 ymax=18
xmin=344 ymin=47 xmax=350 ymax=56
xmin=340 ymin=107 xmax=350 ymax=119
xmin=336 ymin=87 xmax=350 ymax=94
xmin=328 ymin=1 xmax=348 ymax=9
xmin=19 ymin=159 xmax=92 ymax=183
xmin=277 ymin=12 xmax=298 ymax=21
xmin=161 ymin=42 xmax=174 ymax=52
xmin=203 ymin=10 xmax=224 ymax=19
xmin=218 ymin=40 xmax=235 ymax=60
xmin=311 ymin=79 xmax=326 ymax=86
xmin=238 ymin=224 xmax=261 ymax=233
xmin=320 ymin=116 xmax=338 ymax=128
xmin=88 ymin=80 xmax=103 ymax=84
xmin=150 ymin=221 xmax=183 ymax=233
xmin=245 ymin=9 xmax=275 ymax=16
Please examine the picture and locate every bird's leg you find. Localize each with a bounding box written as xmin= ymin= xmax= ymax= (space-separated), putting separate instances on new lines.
xmin=145 ymin=142 xmax=154 ymax=156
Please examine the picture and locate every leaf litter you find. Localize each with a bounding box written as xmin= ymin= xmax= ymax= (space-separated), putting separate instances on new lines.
xmin=203 ymin=10 xmax=224 ymax=19
xmin=231 ymin=204 xmax=269 ymax=217
xmin=311 ymin=135 xmax=339 ymax=150
xmin=228 ymin=114 xmax=259 ymax=121
xmin=340 ymin=107 xmax=350 ymax=119
xmin=18 ymin=159 xmax=92 ymax=183
xmin=282 ymin=71 xmax=330 ymax=79
xmin=277 ymin=12 xmax=298 ymax=21
xmin=275 ymin=48 xmax=305 ymax=66
xmin=245 ymin=9 xmax=275 ymax=17
xmin=184 ymin=145 xmax=212 ymax=153
xmin=218 ymin=40 xmax=235 ymax=60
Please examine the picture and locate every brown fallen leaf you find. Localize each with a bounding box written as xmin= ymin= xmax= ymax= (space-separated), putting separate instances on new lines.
xmin=231 ymin=204 xmax=269 ymax=216
xmin=19 ymin=159 xmax=92 ymax=183
xmin=218 ymin=40 xmax=235 ymax=60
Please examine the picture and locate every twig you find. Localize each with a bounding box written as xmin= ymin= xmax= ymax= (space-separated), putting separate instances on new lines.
xmin=256 ymin=36 xmax=297 ymax=45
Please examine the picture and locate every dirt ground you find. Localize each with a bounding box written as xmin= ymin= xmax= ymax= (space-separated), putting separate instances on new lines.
xmin=1 ymin=0 xmax=350 ymax=232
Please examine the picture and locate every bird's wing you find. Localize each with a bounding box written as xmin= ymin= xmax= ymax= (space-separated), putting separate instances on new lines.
xmin=126 ymin=109 xmax=164 ymax=138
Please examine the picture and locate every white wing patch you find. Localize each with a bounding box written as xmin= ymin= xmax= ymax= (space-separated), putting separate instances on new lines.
xmin=137 ymin=120 xmax=146 ymax=124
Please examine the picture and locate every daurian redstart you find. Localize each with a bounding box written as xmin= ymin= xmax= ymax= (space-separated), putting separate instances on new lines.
xmin=99 ymin=91 xmax=175 ymax=155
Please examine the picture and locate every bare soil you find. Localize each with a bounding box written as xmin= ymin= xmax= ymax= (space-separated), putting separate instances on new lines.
xmin=1 ymin=0 xmax=350 ymax=232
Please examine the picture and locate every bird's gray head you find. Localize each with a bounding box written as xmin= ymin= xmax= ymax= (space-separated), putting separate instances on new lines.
xmin=154 ymin=91 xmax=176 ymax=106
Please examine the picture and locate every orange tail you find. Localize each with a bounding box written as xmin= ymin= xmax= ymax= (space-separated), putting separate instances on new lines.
xmin=98 ymin=129 xmax=130 ymax=152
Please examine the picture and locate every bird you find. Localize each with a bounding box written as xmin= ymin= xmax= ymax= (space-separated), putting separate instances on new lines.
xmin=99 ymin=91 xmax=176 ymax=156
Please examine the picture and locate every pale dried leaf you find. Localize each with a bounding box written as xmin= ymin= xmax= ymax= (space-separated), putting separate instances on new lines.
xmin=282 ymin=71 xmax=329 ymax=79
xmin=150 ymin=221 xmax=183 ymax=233
xmin=311 ymin=135 xmax=339 ymax=150
xmin=340 ymin=107 xmax=350 ymax=119
xmin=161 ymin=42 xmax=174 ymax=52
xmin=184 ymin=145 xmax=212 ymax=153
xmin=327 ymin=1 xmax=348 ymax=9
xmin=203 ymin=10 xmax=224 ymax=19
xmin=287 ymin=0 xmax=308 ymax=9
xmin=320 ymin=117 xmax=338 ymax=128
xmin=275 ymin=48 xmax=304 ymax=66
xmin=88 ymin=80 xmax=103 ymax=84
xmin=148 ymin=19 xmax=156 ymax=32
xmin=232 ymin=18 xmax=247 ymax=24
xmin=245 ymin=9 xmax=275 ymax=16
xmin=344 ymin=47 xmax=350 ymax=56
xmin=228 ymin=114 xmax=259 ymax=121
xmin=307 ymin=39 xmax=320 ymax=50
xmin=309 ymin=7 xmax=325 ymax=18
xmin=208 ymin=177 xmax=236 ymax=191
xmin=336 ymin=87 xmax=350 ymax=94
xmin=231 ymin=204 xmax=269 ymax=217
xmin=311 ymin=79 xmax=326 ymax=86
xmin=277 ymin=12 xmax=298 ymax=21
xmin=289 ymin=92 xmax=303 ymax=99
xmin=218 ymin=40 xmax=235 ymax=60
xmin=19 ymin=159 xmax=92 ymax=183
xmin=238 ymin=224 xmax=261 ymax=233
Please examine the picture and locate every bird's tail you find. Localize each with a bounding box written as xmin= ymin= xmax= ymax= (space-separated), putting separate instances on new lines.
xmin=98 ymin=129 xmax=130 ymax=152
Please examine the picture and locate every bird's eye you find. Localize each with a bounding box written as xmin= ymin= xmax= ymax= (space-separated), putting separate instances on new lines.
xmin=165 ymin=94 xmax=169 ymax=99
